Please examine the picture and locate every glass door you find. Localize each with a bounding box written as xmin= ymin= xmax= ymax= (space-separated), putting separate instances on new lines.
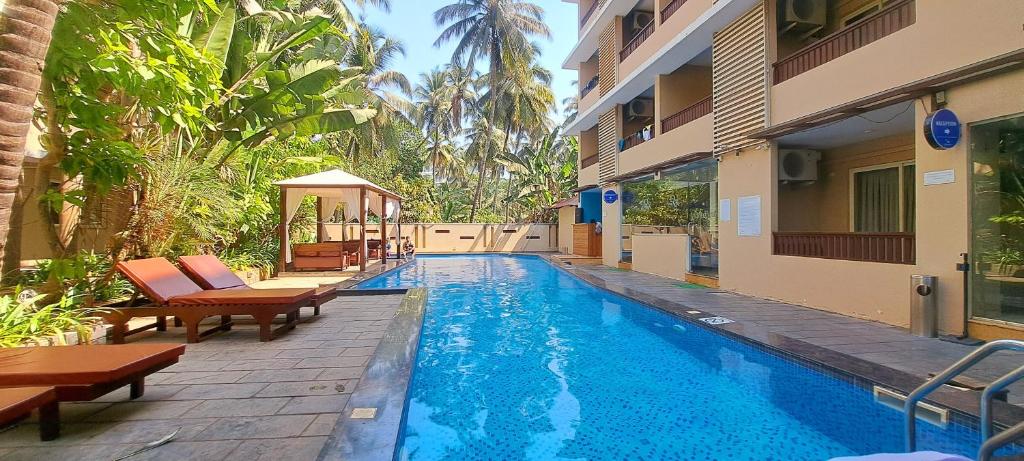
xmin=970 ymin=114 xmax=1024 ymax=323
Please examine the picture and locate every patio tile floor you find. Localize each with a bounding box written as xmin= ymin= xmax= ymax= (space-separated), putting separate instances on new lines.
xmin=0 ymin=293 xmax=406 ymax=461
xmin=564 ymin=262 xmax=1024 ymax=407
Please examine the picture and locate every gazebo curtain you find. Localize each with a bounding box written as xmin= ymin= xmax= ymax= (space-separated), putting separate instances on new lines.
xmin=283 ymin=188 xmax=308 ymax=262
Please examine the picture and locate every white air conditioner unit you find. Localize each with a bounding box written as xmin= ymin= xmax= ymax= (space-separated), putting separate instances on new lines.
xmin=631 ymin=11 xmax=654 ymax=30
xmin=780 ymin=0 xmax=826 ymax=28
xmin=778 ymin=149 xmax=821 ymax=181
xmin=627 ymin=99 xmax=654 ymax=118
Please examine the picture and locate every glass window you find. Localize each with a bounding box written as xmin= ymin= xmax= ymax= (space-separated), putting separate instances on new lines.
xmin=970 ymin=114 xmax=1024 ymax=324
xmin=852 ymin=163 xmax=914 ymax=233
xmin=620 ymin=158 xmax=718 ymax=276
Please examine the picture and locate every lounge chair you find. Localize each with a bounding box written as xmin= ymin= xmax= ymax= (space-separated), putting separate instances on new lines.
xmin=178 ymin=255 xmax=338 ymax=316
xmin=111 ymin=258 xmax=314 ymax=343
xmin=0 ymin=343 xmax=184 ymax=440
xmin=0 ymin=387 xmax=58 ymax=441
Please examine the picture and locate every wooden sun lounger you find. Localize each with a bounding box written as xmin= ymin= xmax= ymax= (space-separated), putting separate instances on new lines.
xmin=110 ymin=258 xmax=315 ymax=343
xmin=0 ymin=344 xmax=185 ymax=440
xmin=178 ymin=255 xmax=338 ymax=316
xmin=0 ymin=387 xmax=58 ymax=441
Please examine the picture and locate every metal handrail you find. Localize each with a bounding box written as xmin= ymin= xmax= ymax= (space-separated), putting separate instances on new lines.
xmin=979 ymin=419 xmax=1024 ymax=461
xmin=904 ymin=340 xmax=1024 ymax=454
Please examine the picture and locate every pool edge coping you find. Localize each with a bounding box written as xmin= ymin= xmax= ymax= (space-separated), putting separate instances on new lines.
xmin=541 ymin=255 xmax=1024 ymax=431
xmin=317 ymin=287 xmax=427 ymax=461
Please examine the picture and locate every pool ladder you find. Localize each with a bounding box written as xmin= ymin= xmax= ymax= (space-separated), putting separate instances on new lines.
xmin=904 ymin=339 xmax=1024 ymax=460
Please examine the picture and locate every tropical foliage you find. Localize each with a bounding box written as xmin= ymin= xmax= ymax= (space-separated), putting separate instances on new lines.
xmin=1 ymin=0 xmax=578 ymax=315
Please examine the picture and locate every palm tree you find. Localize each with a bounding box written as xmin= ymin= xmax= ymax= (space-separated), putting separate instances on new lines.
xmin=413 ymin=66 xmax=476 ymax=180
xmin=434 ymin=0 xmax=550 ymax=222
xmin=0 ymin=0 xmax=61 ymax=271
xmin=342 ymin=23 xmax=412 ymax=162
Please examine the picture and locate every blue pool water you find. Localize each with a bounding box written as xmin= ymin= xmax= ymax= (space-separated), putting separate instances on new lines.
xmin=359 ymin=255 xmax=991 ymax=460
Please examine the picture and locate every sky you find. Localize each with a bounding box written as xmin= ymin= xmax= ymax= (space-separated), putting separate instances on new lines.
xmin=361 ymin=0 xmax=579 ymax=122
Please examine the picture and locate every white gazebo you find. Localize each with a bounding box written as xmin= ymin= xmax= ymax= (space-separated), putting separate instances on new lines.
xmin=275 ymin=169 xmax=402 ymax=272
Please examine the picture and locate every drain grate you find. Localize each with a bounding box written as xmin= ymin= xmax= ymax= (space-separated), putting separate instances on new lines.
xmin=699 ymin=316 xmax=734 ymax=325
xmin=350 ymin=407 xmax=378 ymax=419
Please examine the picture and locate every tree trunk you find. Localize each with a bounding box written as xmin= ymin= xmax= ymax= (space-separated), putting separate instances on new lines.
xmin=1 ymin=178 xmax=26 ymax=284
xmin=469 ymin=57 xmax=502 ymax=223
xmin=0 ymin=0 xmax=61 ymax=275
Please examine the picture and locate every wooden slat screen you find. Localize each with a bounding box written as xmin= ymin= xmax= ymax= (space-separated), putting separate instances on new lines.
xmin=712 ymin=2 xmax=768 ymax=154
xmin=598 ymin=22 xmax=617 ymax=96
xmin=773 ymin=232 xmax=916 ymax=265
xmin=598 ymin=108 xmax=618 ymax=182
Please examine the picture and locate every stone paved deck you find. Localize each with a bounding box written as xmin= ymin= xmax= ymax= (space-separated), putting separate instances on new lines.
xmin=564 ymin=263 xmax=1024 ymax=408
xmin=0 ymin=293 xmax=407 ymax=461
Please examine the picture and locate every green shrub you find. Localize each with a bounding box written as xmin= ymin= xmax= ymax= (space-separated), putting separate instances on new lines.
xmin=0 ymin=294 xmax=105 ymax=347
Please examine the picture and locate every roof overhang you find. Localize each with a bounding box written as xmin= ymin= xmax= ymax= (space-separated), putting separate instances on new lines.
xmin=747 ymin=49 xmax=1024 ymax=140
xmin=572 ymin=183 xmax=600 ymax=193
xmin=604 ymin=151 xmax=712 ymax=184
xmin=562 ymin=0 xmax=634 ymax=71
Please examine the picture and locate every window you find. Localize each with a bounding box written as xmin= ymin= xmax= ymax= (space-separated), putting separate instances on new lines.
xmin=851 ymin=162 xmax=914 ymax=233
xmin=840 ymin=1 xmax=884 ymax=28
xmin=969 ymin=114 xmax=1024 ymax=324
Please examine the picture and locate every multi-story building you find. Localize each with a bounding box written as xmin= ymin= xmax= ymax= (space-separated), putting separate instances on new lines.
xmin=561 ymin=0 xmax=1024 ymax=340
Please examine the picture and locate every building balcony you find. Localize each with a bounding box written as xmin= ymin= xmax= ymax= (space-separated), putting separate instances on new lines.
xmin=773 ymin=0 xmax=916 ymax=85
xmin=661 ymin=95 xmax=712 ymax=134
xmin=579 ymin=160 xmax=600 ymax=187
xmin=660 ymin=0 xmax=688 ymax=24
xmin=618 ymin=112 xmax=712 ymax=176
xmin=769 ymin=1 xmax=1022 ymax=126
xmin=620 ymin=19 xmax=656 ymax=63
xmin=773 ymin=232 xmax=915 ymax=265
xmin=580 ymin=0 xmax=600 ymax=29
xmin=620 ymin=129 xmax=653 ymax=152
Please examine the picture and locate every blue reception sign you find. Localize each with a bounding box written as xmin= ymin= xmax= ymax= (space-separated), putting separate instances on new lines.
xmin=603 ymin=189 xmax=618 ymax=204
xmin=924 ymin=108 xmax=962 ymax=150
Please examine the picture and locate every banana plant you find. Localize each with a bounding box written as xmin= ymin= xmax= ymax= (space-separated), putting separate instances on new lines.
xmin=185 ymin=2 xmax=376 ymax=165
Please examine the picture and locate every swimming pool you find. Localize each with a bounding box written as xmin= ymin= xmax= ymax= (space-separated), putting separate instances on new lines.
xmin=359 ymin=255 xmax=991 ymax=460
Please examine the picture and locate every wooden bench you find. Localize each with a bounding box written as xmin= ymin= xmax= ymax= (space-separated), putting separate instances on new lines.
xmin=0 ymin=344 xmax=185 ymax=440
xmin=0 ymin=387 xmax=58 ymax=441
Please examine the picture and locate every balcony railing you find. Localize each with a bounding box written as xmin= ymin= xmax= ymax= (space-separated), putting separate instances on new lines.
xmin=661 ymin=95 xmax=712 ymax=134
xmin=772 ymin=0 xmax=916 ymax=84
xmin=660 ymin=0 xmax=688 ymax=24
xmin=581 ymin=75 xmax=599 ymax=98
xmin=773 ymin=232 xmax=916 ymax=265
xmin=581 ymin=154 xmax=599 ymax=169
xmin=619 ymin=19 xmax=655 ymax=62
xmin=580 ymin=1 xmax=599 ymax=28
xmin=620 ymin=129 xmax=654 ymax=151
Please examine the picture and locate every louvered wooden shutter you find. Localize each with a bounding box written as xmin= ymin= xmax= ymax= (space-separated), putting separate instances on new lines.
xmin=598 ymin=22 xmax=617 ymax=96
xmin=598 ymin=108 xmax=618 ymax=182
xmin=712 ymin=1 xmax=768 ymax=153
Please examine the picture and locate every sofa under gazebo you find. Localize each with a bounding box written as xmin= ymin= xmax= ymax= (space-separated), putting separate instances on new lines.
xmin=274 ymin=169 xmax=402 ymax=272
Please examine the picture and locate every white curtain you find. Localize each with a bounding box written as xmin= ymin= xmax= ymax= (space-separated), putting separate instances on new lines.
xmin=283 ymin=188 xmax=308 ymax=262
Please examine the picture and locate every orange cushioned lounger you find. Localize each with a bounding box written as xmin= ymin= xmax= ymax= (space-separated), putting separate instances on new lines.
xmin=111 ymin=258 xmax=314 ymax=343
xmin=177 ymin=255 xmax=338 ymax=316
xmin=0 ymin=344 xmax=184 ymax=440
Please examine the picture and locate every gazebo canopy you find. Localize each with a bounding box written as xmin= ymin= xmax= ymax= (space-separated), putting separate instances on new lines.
xmin=274 ymin=169 xmax=401 ymax=200
xmin=274 ymin=169 xmax=403 ymax=271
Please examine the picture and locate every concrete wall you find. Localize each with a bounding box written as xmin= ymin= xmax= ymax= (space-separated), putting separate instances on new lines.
xmin=324 ymin=223 xmax=558 ymax=253
xmin=558 ymin=207 xmax=577 ymax=254
xmin=655 ymin=66 xmax=713 ymax=135
xmin=771 ymin=1 xmax=1024 ymax=125
xmin=720 ymin=69 xmax=1024 ymax=334
xmin=632 ymin=234 xmax=690 ymax=280
xmin=779 ymin=134 xmax=914 ymax=232
xmin=601 ymin=184 xmax=623 ymax=266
